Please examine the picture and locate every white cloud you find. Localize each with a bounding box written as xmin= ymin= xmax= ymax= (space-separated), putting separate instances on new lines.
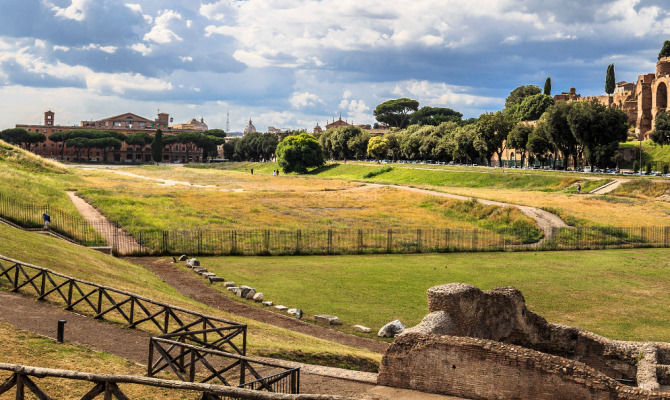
xmin=392 ymin=80 xmax=502 ymax=108
xmin=124 ymin=2 xmax=153 ymax=24
xmin=143 ymin=10 xmax=183 ymax=44
xmin=289 ymin=92 xmax=323 ymax=109
xmin=129 ymin=43 xmax=152 ymax=56
xmin=179 ymin=56 xmax=193 ymax=62
xmin=53 ymin=45 xmax=70 ymax=52
xmin=83 ymin=43 xmax=118 ymax=54
xmin=44 ymin=0 xmax=89 ymax=22
xmin=0 ymin=42 xmax=171 ymax=95
xmin=200 ymin=1 xmax=232 ymax=21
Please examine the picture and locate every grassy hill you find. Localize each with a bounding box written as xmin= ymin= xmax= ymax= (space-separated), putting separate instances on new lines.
xmin=619 ymin=140 xmax=670 ymax=170
xmin=0 ymin=223 xmax=381 ymax=367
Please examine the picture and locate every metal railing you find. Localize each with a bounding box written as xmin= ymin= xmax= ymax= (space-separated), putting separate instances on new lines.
xmin=1 ymin=192 xmax=668 ymax=256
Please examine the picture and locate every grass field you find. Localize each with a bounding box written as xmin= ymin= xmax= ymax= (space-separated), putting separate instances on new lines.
xmin=71 ymin=166 xmax=540 ymax=240
xmin=198 ymin=248 xmax=670 ymax=342
xmin=212 ymin=161 xmax=670 ymax=228
xmin=0 ymin=223 xmax=381 ymax=366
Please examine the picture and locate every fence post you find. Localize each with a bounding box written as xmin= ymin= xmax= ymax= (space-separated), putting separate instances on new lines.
xmin=387 ymin=229 xmax=392 ymax=254
xmin=357 ymin=229 xmax=363 ymax=254
xmin=295 ymin=230 xmax=301 ymax=255
xmin=416 ymin=229 xmax=422 ymax=253
xmin=327 ymin=229 xmax=333 ymax=254
xmin=665 ymin=227 xmax=669 ymax=248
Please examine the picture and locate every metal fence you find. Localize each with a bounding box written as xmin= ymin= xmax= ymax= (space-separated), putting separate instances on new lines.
xmin=0 ymin=193 xmax=106 ymax=246
xmin=1 ymin=193 xmax=668 ymax=256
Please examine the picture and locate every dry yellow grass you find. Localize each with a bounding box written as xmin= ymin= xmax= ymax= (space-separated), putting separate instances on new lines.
xmin=0 ymin=322 xmax=195 ymax=400
xmin=74 ymin=168 xmax=494 ymax=231
xmin=418 ymin=186 xmax=670 ymax=227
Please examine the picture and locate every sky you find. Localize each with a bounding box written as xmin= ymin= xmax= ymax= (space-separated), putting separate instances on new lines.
xmin=0 ymin=0 xmax=669 ymax=132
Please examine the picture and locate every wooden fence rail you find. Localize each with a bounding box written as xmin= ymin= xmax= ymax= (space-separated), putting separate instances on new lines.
xmin=0 ymin=254 xmax=247 ymax=355
xmin=0 ymin=364 xmax=345 ymax=400
xmin=148 ymin=338 xmax=299 ymax=393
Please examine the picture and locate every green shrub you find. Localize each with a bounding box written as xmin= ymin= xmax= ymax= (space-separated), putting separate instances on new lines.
xmin=363 ymin=166 xmax=393 ymax=178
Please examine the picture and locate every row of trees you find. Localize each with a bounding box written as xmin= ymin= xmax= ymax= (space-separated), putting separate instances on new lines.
xmin=0 ymin=127 xmax=227 ymax=162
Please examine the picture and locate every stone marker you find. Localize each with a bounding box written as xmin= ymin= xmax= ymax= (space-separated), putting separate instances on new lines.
xmin=378 ymin=320 xmax=405 ymax=337
xmin=186 ymin=258 xmax=200 ymax=267
xmin=171 ymin=256 xmax=177 ymax=263
xmin=353 ymin=325 xmax=371 ymax=333
xmin=295 ymin=309 xmax=303 ymax=319
xmin=239 ymin=285 xmax=254 ymax=298
xmin=208 ymin=276 xmax=225 ymax=284
xmin=315 ymin=314 xmax=342 ymax=325
xmin=192 ymin=267 xmax=207 ymax=273
xmin=244 ymin=289 xmax=257 ymax=300
xmin=223 ymin=282 xmax=235 ymax=288
xmin=287 ymin=308 xmax=298 ymax=315
xmin=262 ymin=301 xmax=273 ymax=307
xmin=275 ymin=305 xmax=288 ymax=311
xmin=178 ymin=255 xmax=188 ymax=261
xmin=252 ymin=292 xmax=264 ymax=302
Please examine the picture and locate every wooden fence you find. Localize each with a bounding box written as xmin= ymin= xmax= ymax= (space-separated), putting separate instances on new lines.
xmin=0 ymin=254 xmax=308 ymax=395
xmin=0 ymin=254 xmax=247 ymax=355
xmin=0 ymin=364 xmax=343 ymax=400
xmin=149 ymin=338 xmax=300 ymax=393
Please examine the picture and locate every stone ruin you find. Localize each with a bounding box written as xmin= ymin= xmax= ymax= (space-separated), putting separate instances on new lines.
xmin=378 ymin=283 xmax=670 ymax=399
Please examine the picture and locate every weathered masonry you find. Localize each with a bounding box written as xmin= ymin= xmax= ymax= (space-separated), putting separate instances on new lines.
xmin=378 ymin=283 xmax=670 ymax=399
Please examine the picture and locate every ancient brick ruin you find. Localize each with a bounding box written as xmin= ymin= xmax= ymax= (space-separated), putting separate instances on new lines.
xmin=378 ymin=283 xmax=670 ymax=399
xmin=556 ymin=57 xmax=670 ymax=140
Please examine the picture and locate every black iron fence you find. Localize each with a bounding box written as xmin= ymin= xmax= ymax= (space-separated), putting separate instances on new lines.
xmin=0 ymin=193 xmax=106 ymax=246
xmin=1 ymin=192 xmax=668 ymax=256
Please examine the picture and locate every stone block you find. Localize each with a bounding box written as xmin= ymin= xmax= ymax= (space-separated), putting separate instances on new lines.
xmin=262 ymin=301 xmax=273 ymax=307
xmin=378 ymin=320 xmax=405 ymax=337
xmin=353 ymin=325 xmax=371 ymax=333
xmin=208 ymin=276 xmax=225 ymax=284
xmin=244 ymin=288 xmax=257 ymax=300
xmin=224 ymin=282 xmax=235 ymax=288
xmin=252 ymin=292 xmax=264 ymax=302
xmin=178 ymin=255 xmax=188 ymax=261
xmin=315 ymin=314 xmax=342 ymax=325
xmin=275 ymin=305 xmax=288 ymax=311
xmin=186 ymin=258 xmax=200 ymax=267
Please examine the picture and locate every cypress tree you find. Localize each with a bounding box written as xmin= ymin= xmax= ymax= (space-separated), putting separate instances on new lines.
xmin=543 ymin=77 xmax=551 ymax=96
xmin=151 ymin=129 xmax=163 ymax=163
xmin=605 ymin=64 xmax=615 ymax=96
xmin=659 ymin=40 xmax=670 ymax=60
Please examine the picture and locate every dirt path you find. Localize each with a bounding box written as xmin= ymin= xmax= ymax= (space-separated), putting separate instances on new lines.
xmin=589 ymin=179 xmax=629 ymax=195
xmin=359 ymin=183 xmax=568 ymax=242
xmin=128 ymin=257 xmax=389 ymax=355
xmin=66 ymin=191 xmax=141 ymax=254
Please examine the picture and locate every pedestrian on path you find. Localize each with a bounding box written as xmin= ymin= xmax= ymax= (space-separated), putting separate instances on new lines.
xmin=251 ymin=168 xmax=254 ymax=175
xmin=576 ymin=183 xmax=581 ymax=194
xmin=42 ymin=212 xmax=50 ymax=230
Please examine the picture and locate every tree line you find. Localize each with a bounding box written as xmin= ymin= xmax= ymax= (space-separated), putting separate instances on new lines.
xmin=0 ymin=128 xmax=227 ymax=161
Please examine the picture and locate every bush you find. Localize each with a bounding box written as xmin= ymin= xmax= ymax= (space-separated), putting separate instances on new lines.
xmin=633 ymin=160 xmax=639 ymax=173
xmin=663 ymin=164 xmax=669 ymax=175
xmin=363 ymin=166 xmax=392 ymax=178
xmin=646 ymin=163 xmax=652 ymax=175
xmin=276 ymin=133 xmax=325 ymax=174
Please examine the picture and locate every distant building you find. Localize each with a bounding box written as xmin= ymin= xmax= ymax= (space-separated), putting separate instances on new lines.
xmin=554 ymin=56 xmax=670 ymax=139
xmin=172 ymin=117 xmax=208 ymax=132
xmin=243 ymin=119 xmax=256 ymax=135
xmin=16 ymin=110 xmax=206 ymax=163
xmin=325 ymin=115 xmax=350 ymax=130
xmin=313 ymin=123 xmax=323 ymax=134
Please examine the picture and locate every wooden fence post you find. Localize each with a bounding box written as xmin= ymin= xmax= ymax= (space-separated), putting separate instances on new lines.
xmin=386 ymin=229 xmax=392 ymax=254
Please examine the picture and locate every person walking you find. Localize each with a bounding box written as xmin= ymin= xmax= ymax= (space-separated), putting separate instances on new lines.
xmin=42 ymin=212 xmax=51 ymax=230
xmin=576 ymin=183 xmax=581 ymax=194
xmin=250 ymin=168 xmax=254 ymax=175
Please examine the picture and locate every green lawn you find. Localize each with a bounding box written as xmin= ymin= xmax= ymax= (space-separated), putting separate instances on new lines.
xmin=199 ymin=248 xmax=670 ymax=342
xmin=218 ymin=161 xmax=583 ymax=191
